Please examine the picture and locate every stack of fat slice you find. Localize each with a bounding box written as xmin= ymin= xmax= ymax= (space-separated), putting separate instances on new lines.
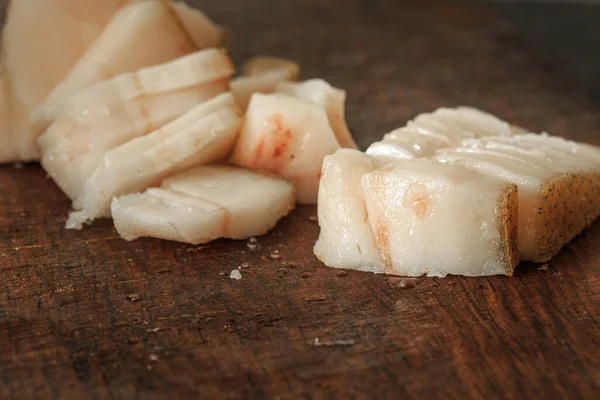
xmin=315 ymin=108 xmax=600 ymax=277
xmin=1 ymin=0 xmax=224 ymax=163
xmin=1 ymin=0 xmax=357 ymax=245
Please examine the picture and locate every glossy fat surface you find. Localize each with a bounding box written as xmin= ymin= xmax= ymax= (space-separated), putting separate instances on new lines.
xmin=66 ymin=94 xmax=242 ymax=230
xmin=231 ymin=93 xmax=341 ymax=204
xmin=112 ymin=166 xmax=295 ymax=244
xmin=39 ymin=49 xmax=233 ymax=200
xmin=436 ymin=133 xmax=600 ymax=261
xmin=315 ymin=151 xmax=517 ymax=277
xmin=366 ymin=106 xmax=512 ymax=162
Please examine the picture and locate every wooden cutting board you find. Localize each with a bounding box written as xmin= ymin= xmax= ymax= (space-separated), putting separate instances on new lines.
xmin=1 ymin=1 xmax=599 ymax=398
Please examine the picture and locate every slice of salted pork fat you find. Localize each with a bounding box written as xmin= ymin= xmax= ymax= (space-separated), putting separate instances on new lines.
xmin=275 ymin=79 xmax=358 ymax=149
xmin=66 ymin=93 xmax=242 ymax=230
xmin=231 ymin=86 xmax=357 ymax=204
xmin=366 ymin=106 xmax=517 ymax=162
xmin=40 ymin=49 xmax=234 ymax=201
xmin=232 ymin=93 xmax=346 ymax=204
xmin=32 ymin=0 xmax=222 ymax=131
xmin=112 ymin=166 xmax=295 ymax=244
xmin=231 ymin=56 xmax=300 ymax=109
xmin=436 ymin=133 xmax=600 ymax=262
xmin=0 ymin=0 xmax=131 ymax=163
xmin=314 ymin=151 xmax=519 ymax=277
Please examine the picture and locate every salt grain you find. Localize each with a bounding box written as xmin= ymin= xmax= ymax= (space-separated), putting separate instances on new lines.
xmin=126 ymin=293 xmax=141 ymax=302
xmin=247 ymin=237 xmax=260 ymax=251
xmin=312 ymin=338 xmax=355 ymax=347
xmin=388 ymin=277 xmax=419 ymax=289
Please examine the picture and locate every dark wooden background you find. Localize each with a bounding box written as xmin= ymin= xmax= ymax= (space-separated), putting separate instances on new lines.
xmin=1 ymin=0 xmax=600 ymax=398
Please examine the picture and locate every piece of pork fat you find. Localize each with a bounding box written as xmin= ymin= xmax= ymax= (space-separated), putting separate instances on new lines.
xmin=313 ymin=149 xmax=384 ymax=271
xmin=366 ymin=106 xmax=516 ymax=162
xmin=231 ymin=93 xmax=346 ymax=204
xmin=0 ymin=0 xmax=131 ymax=163
xmin=435 ymin=133 xmax=600 ymax=262
xmin=314 ymin=154 xmax=519 ymax=277
xmin=39 ymin=49 xmax=233 ymax=201
xmin=275 ymin=79 xmax=358 ymax=150
xmin=32 ymin=0 xmax=222 ymax=131
xmin=66 ymin=93 xmax=242 ymax=230
xmin=111 ymin=166 xmax=295 ymax=244
xmin=230 ymin=56 xmax=300 ymax=109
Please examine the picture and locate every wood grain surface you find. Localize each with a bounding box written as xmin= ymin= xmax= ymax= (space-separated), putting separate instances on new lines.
xmin=1 ymin=0 xmax=600 ymax=398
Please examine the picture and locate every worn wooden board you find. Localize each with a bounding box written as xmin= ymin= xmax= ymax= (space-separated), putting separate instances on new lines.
xmin=1 ymin=0 xmax=600 ymax=398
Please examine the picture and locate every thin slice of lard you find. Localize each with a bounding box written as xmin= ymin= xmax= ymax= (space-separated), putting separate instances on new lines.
xmin=112 ymin=166 xmax=295 ymax=244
